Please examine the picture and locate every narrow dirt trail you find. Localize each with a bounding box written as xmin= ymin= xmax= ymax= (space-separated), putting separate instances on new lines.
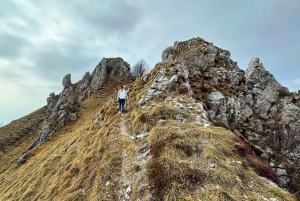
xmin=119 ymin=116 xmax=134 ymax=139
xmin=118 ymin=116 xmax=133 ymax=200
xmin=120 ymin=116 xmax=127 ymax=136
xmin=118 ymin=115 xmax=150 ymax=200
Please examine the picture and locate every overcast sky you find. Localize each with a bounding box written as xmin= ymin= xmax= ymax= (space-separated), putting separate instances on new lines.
xmin=1 ymin=0 xmax=300 ymax=126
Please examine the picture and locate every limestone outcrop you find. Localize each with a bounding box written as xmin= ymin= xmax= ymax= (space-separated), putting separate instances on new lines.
xmin=161 ymin=38 xmax=300 ymax=190
xmin=138 ymin=61 xmax=210 ymax=127
xmin=78 ymin=57 xmax=131 ymax=102
xmin=17 ymin=57 xmax=131 ymax=166
xmin=138 ymin=62 xmax=191 ymax=104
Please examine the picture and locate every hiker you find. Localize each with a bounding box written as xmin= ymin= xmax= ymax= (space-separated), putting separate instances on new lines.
xmin=117 ymin=85 xmax=128 ymax=115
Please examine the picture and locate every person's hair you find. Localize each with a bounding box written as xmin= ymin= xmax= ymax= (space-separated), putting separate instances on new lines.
xmin=120 ymin=85 xmax=123 ymax=89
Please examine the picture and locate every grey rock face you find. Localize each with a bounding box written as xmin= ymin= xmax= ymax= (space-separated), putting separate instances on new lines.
xmin=162 ymin=46 xmax=175 ymax=63
xmin=204 ymin=55 xmax=299 ymax=187
xmin=33 ymin=123 xmax=52 ymax=148
xmin=78 ymin=58 xmax=131 ymax=103
xmin=245 ymin=57 xmax=282 ymax=104
xmin=207 ymin=92 xmax=225 ymax=112
xmin=260 ymin=177 xmax=278 ymax=188
xmin=90 ymin=57 xmax=131 ymax=92
xmin=142 ymin=74 xmax=150 ymax=83
xmin=138 ymin=63 xmax=191 ymax=104
xmin=207 ymin=92 xmax=241 ymax=127
xmin=46 ymin=93 xmax=59 ymax=108
xmin=62 ymin=74 xmax=71 ymax=88
xmin=159 ymin=39 xmax=300 ymax=191
xmin=270 ymin=163 xmax=290 ymax=187
xmin=210 ymin=77 xmax=219 ymax=86
xmin=78 ymin=72 xmax=91 ymax=93
xmin=68 ymin=113 xmax=77 ymax=121
xmin=229 ymin=69 xmax=245 ymax=86
xmin=203 ymin=44 xmax=217 ymax=64
xmin=220 ymin=49 xmax=231 ymax=59
xmin=123 ymin=185 xmax=132 ymax=200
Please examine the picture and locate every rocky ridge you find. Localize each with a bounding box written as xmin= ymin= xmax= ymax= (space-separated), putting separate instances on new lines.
xmin=0 ymin=37 xmax=299 ymax=200
xmin=16 ymin=57 xmax=131 ymax=166
xmin=161 ymin=37 xmax=300 ymax=192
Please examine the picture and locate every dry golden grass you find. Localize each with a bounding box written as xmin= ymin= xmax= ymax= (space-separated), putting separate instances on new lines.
xmin=0 ymin=106 xmax=46 ymax=174
xmin=0 ymin=78 xmax=133 ymax=201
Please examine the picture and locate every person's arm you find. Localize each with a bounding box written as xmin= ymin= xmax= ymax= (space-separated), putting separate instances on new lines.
xmin=117 ymin=90 xmax=120 ymax=101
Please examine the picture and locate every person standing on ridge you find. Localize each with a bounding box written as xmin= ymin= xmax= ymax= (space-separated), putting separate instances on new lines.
xmin=117 ymin=85 xmax=128 ymax=115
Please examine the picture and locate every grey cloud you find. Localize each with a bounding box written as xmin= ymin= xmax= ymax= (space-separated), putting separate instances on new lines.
xmin=0 ymin=1 xmax=40 ymax=32
xmin=0 ymin=68 xmax=61 ymax=94
xmin=0 ymin=68 xmax=22 ymax=82
xmin=0 ymin=33 xmax=29 ymax=59
xmin=33 ymin=43 xmax=100 ymax=83
xmin=73 ymin=0 xmax=139 ymax=35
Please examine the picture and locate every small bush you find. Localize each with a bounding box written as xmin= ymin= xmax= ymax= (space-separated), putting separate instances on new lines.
xmin=178 ymin=86 xmax=189 ymax=94
xmin=278 ymin=88 xmax=290 ymax=97
xmin=132 ymin=164 xmax=141 ymax=172
xmin=227 ymin=112 xmax=236 ymax=126
xmin=140 ymin=113 xmax=155 ymax=124
xmin=174 ymin=143 xmax=196 ymax=157
xmin=184 ymin=168 xmax=206 ymax=186
xmin=248 ymin=156 xmax=279 ymax=184
xmin=234 ymin=137 xmax=279 ymax=184
xmin=148 ymin=159 xmax=171 ymax=199
xmin=177 ymin=75 xmax=186 ymax=83
xmin=234 ymin=137 xmax=252 ymax=157
xmin=150 ymin=141 xmax=167 ymax=158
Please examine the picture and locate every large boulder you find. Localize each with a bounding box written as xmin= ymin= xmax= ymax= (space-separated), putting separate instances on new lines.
xmin=207 ymin=91 xmax=225 ymax=112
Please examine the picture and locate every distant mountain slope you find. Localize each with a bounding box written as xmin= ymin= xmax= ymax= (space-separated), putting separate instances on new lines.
xmin=0 ymin=106 xmax=46 ymax=174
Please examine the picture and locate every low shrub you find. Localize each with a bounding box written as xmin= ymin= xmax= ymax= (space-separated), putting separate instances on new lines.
xmin=139 ymin=113 xmax=155 ymax=124
xmin=150 ymin=141 xmax=167 ymax=158
xmin=178 ymin=86 xmax=189 ymax=94
xmin=234 ymin=136 xmax=252 ymax=157
xmin=234 ymin=136 xmax=279 ymax=184
xmin=132 ymin=164 xmax=141 ymax=172
xmin=184 ymin=168 xmax=206 ymax=186
xmin=248 ymin=156 xmax=279 ymax=184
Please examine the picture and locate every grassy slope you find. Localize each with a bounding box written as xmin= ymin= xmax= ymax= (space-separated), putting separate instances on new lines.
xmin=0 ymin=106 xmax=46 ymax=174
xmin=0 ymin=78 xmax=132 ymax=201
